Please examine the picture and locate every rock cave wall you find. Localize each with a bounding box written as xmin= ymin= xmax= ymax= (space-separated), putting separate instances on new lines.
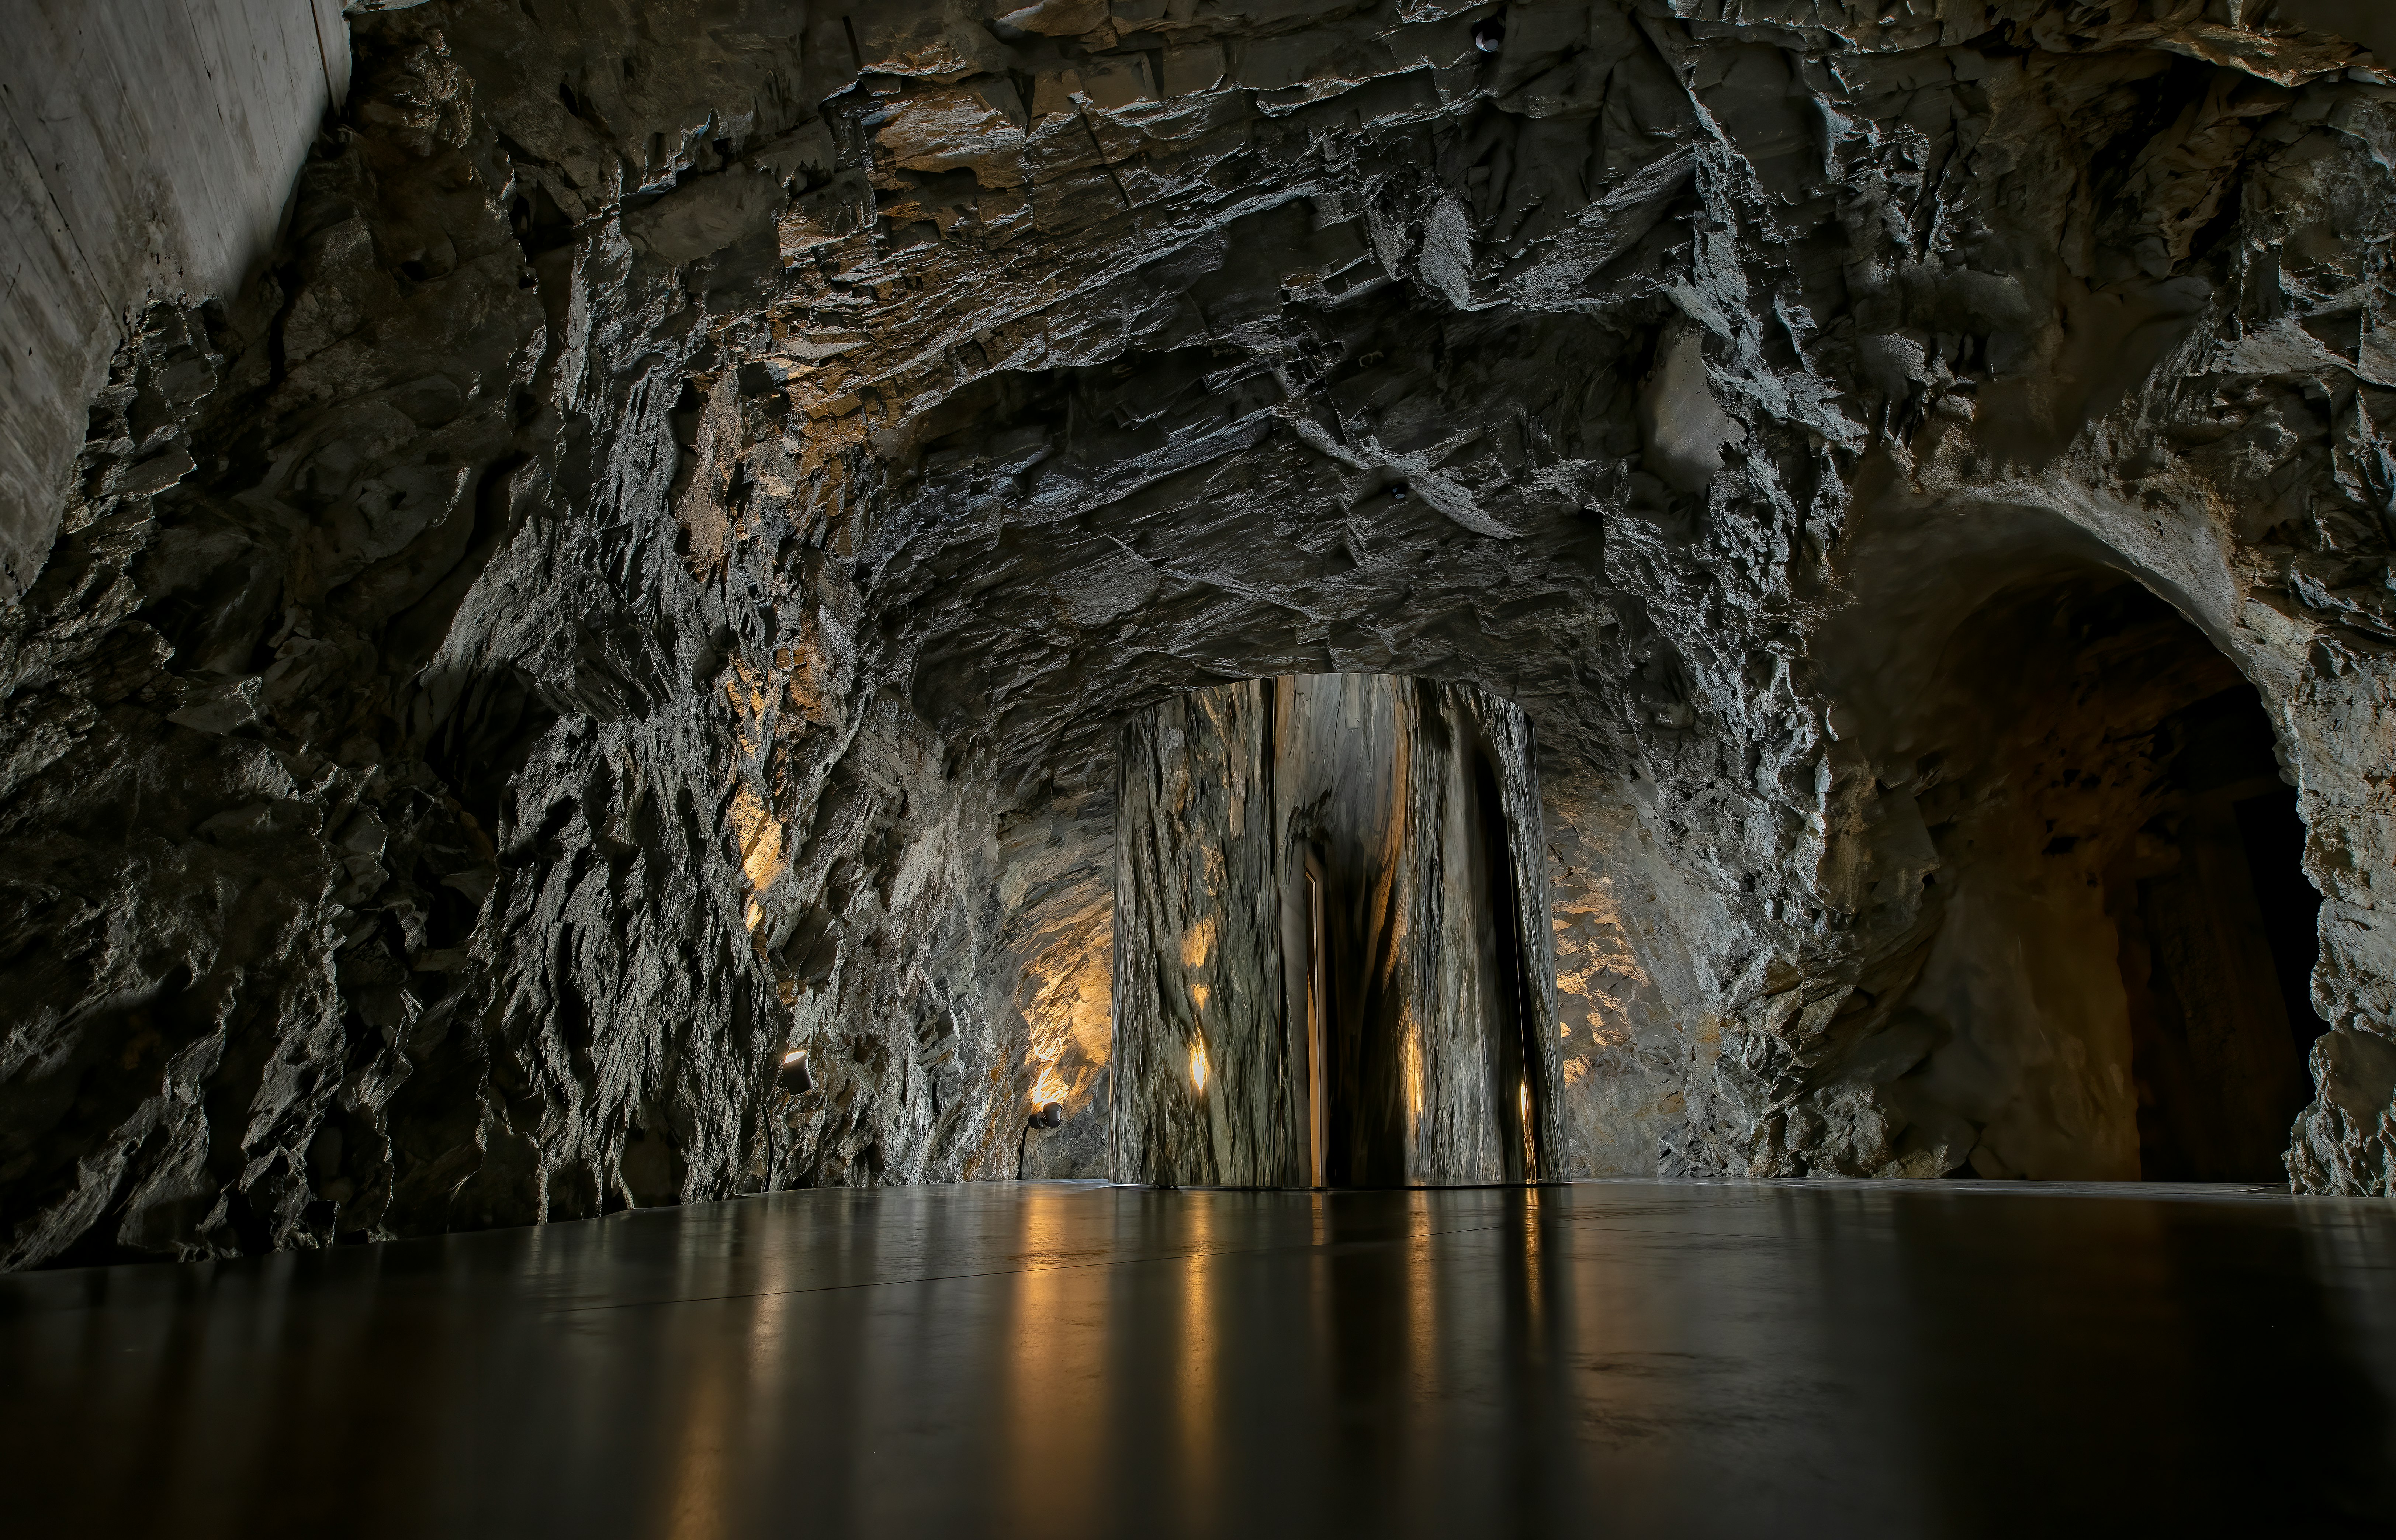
xmin=7 ymin=0 xmax=2396 ymax=1267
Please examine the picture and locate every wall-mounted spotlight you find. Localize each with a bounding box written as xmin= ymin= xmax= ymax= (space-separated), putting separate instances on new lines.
xmin=1030 ymin=1101 xmax=1064 ymax=1129
xmin=1472 ymin=14 xmax=1506 ymax=53
xmin=1388 ymin=481 xmax=1409 ymax=502
xmin=777 ymin=1048 xmax=813 ymax=1094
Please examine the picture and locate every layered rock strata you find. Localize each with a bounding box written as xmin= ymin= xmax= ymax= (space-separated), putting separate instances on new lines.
xmin=7 ymin=0 xmax=2396 ymax=1266
xmin=1112 ymin=674 xmax=1561 ymax=1187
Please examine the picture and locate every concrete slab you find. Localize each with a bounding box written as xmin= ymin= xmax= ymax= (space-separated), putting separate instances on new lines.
xmin=0 ymin=0 xmax=346 ymax=597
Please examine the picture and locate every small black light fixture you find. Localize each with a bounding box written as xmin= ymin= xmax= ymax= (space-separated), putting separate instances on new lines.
xmin=1030 ymin=1100 xmax=1064 ymax=1129
xmin=1472 ymin=12 xmax=1506 ymax=53
xmin=777 ymin=1048 xmax=813 ymax=1094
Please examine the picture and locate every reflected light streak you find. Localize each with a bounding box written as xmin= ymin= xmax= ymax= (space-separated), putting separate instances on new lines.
xmin=1191 ymin=1037 xmax=1209 ymax=1096
xmin=1522 ymin=1186 xmax=1547 ymax=1345
xmin=1005 ymin=1190 xmax=1098 ymax=1536
xmin=1179 ymin=1198 xmax=1218 ymax=1531
xmin=737 ymin=1235 xmax=798 ymax=1520
xmin=663 ymin=1340 xmax=732 ymax=1540
xmin=1406 ymin=1192 xmax=1436 ymax=1404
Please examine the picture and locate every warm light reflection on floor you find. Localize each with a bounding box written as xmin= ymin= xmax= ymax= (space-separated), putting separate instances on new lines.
xmin=5 ymin=1183 xmax=2393 ymax=1535
xmin=663 ymin=1342 xmax=731 ymax=1540
xmin=1003 ymin=1188 xmax=1097 ymax=1536
xmin=1176 ymin=1195 xmax=1218 ymax=1532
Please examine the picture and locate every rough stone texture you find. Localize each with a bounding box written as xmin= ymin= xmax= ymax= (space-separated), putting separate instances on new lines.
xmin=1112 ymin=674 xmax=1561 ymax=1186
xmin=10 ymin=0 xmax=2396 ymax=1266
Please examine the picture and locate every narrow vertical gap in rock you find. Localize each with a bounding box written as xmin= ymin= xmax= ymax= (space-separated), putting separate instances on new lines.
xmin=2233 ymin=789 xmax=2330 ymax=1062
xmin=2116 ymin=685 xmax=2319 ymax=1181
xmin=1476 ymin=744 xmax=1539 ymax=1184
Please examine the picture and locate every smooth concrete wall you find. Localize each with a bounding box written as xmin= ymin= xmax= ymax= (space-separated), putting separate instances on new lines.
xmin=0 ymin=0 xmax=348 ymax=598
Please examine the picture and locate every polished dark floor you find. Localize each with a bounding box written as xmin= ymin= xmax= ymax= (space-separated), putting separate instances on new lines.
xmin=4 ymin=1180 xmax=2393 ymax=1537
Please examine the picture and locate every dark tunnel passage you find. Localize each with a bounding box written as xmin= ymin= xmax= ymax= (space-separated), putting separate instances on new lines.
xmin=1881 ymin=575 xmax=2327 ymax=1182
xmin=2112 ymin=670 xmax=2329 ymax=1180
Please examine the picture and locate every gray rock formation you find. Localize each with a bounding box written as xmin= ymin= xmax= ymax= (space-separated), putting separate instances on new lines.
xmin=7 ymin=0 xmax=2396 ymax=1266
xmin=1112 ymin=674 xmax=1560 ymax=1186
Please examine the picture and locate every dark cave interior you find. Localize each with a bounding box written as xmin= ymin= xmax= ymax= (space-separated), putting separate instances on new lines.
xmin=2117 ymin=675 xmax=2328 ymax=1181
xmin=1900 ymin=575 xmax=2327 ymax=1183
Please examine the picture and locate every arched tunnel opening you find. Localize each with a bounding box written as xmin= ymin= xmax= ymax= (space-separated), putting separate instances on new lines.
xmin=1883 ymin=573 xmax=2328 ymax=1183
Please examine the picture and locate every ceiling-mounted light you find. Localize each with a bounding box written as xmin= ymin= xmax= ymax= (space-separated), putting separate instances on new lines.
xmin=778 ymin=1048 xmax=813 ymax=1093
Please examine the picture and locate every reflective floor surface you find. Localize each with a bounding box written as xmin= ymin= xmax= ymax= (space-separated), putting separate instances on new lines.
xmin=4 ymin=1179 xmax=2393 ymax=1537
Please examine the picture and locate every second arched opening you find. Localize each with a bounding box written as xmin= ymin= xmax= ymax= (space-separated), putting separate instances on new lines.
xmin=1877 ymin=573 xmax=2327 ymax=1181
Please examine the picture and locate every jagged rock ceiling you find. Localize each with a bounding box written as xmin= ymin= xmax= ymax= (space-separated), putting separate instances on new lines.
xmin=5 ymin=0 xmax=2396 ymax=1269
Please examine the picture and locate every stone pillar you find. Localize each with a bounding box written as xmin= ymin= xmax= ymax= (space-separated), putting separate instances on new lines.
xmin=1111 ymin=674 xmax=1561 ymax=1187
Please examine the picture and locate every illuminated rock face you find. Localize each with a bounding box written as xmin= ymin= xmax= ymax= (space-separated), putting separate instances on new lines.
xmin=7 ymin=1 xmax=2396 ymax=1266
xmin=1111 ymin=675 xmax=1561 ymax=1187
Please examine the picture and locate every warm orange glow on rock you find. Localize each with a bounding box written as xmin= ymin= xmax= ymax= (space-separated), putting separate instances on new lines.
xmin=1016 ymin=893 xmax=1112 ymax=1134
xmin=728 ymin=785 xmax=787 ymax=896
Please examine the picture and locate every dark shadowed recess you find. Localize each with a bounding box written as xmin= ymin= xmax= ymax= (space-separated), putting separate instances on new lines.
xmin=2129 ymin=675 xmax=2330 ymax=1178
xmin=1924 ymin=575 xmax=2327 ymax=1182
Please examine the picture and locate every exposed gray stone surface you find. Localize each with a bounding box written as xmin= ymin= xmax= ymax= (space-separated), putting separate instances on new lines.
xmin=1112 ymin=674 xmax=1561 ymax=1186
xmin=8 ymin=0 xmax=2396 ymax=1266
